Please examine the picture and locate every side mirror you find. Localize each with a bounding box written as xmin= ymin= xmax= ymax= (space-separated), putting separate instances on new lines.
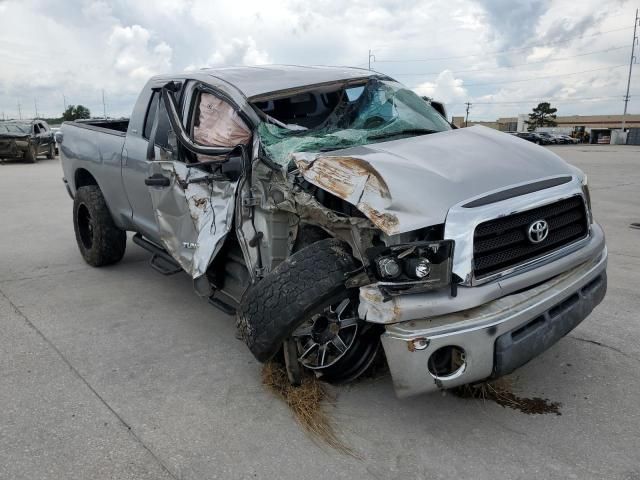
xmin=54 ymin=131 xmax=63 ymax=143
xmin=421 ymin=96 xmax=448 ymax=120
xmin=429 ymin=100 xmax=447 ymax=120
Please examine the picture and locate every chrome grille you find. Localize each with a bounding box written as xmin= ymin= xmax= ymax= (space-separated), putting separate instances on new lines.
xmin=473 ymin=196 xmax=589 ymax=278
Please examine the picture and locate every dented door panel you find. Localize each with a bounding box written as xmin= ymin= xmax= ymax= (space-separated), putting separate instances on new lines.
xmin=148 ymin=161 xmax=239 ymax=284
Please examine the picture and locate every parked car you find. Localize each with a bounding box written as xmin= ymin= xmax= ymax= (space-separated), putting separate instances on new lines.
xmin=50 ymin=127 xmax=61 ymax=154
xmin=0 ymin=119 xmax=55 ymax=162
xmin=57 ymin=66 xmax=606 ymax=398
xmin=536 ymin=132 xmax=559 ymax=144
xmin=515 ymin=132 xmax=551 ymax=145
xmin=557 ymin=134 xmax=579 ymax=144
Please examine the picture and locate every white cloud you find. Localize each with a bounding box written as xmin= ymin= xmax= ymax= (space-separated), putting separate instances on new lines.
xmin=0 ymin=0 xmax=634 ymax=119
xmin=208 ymin=37 xmax=270 ymax=66
xmin=414 ymin=70 xmax=467 ymax=103
xmin=108 ymin=25 xmax=172 ymax=81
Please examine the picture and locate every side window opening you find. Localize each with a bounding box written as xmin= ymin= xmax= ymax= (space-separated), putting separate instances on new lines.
xmin=33 ymin=124 xmax=41 ymax=134
xmin=143 ymin=91 xmax=173 ymax=151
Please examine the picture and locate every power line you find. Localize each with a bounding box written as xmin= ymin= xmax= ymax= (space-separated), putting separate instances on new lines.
xmin=449 ymin=95 xmax=626 ymax=106
xmin=444 ymin=64 xmax=629 ymax=88
xmin=374 ymin=26 xmax=634 ymax=63
xmin=390 ymin=45 xmax=629 ymax=77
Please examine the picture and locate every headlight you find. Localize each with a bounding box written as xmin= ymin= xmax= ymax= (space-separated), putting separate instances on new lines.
xmin=370 ymin=240 xmax=454 ymax=294
xmin=377 ymin=257 xmax=402 ymax=279
xmin=581 ymin=175 xmax=593 ymax=223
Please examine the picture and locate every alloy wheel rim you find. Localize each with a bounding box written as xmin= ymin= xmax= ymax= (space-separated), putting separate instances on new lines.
xmin=292 ymin=297 xmax=359 ymax=370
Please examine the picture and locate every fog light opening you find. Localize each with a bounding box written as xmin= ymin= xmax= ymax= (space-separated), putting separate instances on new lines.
xmin=427 ymin=345 xmax=467 ymax=380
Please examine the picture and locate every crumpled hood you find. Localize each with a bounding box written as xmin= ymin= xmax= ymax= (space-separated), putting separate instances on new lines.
xmin=0 ymin=132 xmax=30 ymax=139
xmin=293 ymin=126 xmax=577 ymax=235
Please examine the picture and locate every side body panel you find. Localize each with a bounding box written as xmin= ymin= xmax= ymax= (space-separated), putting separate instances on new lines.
xmin=36 ymin=121 xmax=54 ymax=154
xmin=121 ymin=82 xmax=161 ymax=242
xmin=59 ymin=123 xmax=131 ymax=230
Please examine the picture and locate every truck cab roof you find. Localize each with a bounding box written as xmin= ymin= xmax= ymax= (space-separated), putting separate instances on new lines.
xmin=152 ymin=64 xmax=384 ymax=100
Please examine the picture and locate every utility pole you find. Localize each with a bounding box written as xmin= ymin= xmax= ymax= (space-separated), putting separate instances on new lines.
xmin=368 ymin=49 xmax=376 ymax=70
xmin=34 ymin=99 xmax=39 ymax=118
xmin=102 ymin=89 xmax=107 ymax=119
xmin=17 ymin=102 xmax=22 ymax=120
xmin=622 ymin=8 xmax=639 ymax=131
xmin=63 ymin=94 xmax=67 ymax=111
xmin=464 ymin=102 xmax=472 ymax=127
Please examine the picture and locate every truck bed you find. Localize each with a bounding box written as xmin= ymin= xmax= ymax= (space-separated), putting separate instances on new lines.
xmin=59 ymin=119 xmax=130 ymax=232
xmin=70 ymin=119 xmax=129 ymax=134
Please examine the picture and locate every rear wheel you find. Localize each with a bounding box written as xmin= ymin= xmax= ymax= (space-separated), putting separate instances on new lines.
xmin=46 ymin=143 xmax=54 ymax=159
xmin=73 ymin=185 xmax=126 ymax=266
xmin=237 ymin=239 xmax=381 ymax=384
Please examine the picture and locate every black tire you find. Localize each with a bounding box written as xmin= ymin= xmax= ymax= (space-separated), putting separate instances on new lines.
xmin=46 ymin=143 xmax=54 ymax=159
xmin=237 ymin=239 xmax=357 ymax=362
xmin=73 ymin=185 xmax=126 ymax=267
xmin=24 ymin=144 xmax=37 ymax=163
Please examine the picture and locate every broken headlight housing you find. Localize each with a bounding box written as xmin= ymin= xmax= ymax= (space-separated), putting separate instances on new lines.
xmin=368 ymin=240 xmax=454 ymax=295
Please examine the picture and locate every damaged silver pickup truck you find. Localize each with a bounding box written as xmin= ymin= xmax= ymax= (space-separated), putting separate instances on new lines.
xmin=58 ymin=65 xmax=607 ymax=398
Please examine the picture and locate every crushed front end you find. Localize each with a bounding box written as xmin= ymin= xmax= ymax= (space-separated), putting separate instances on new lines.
xmin=246 ymin=76 xmax=607 ymax=398
xmin=357 ymin=178 xmax=607 ymax=398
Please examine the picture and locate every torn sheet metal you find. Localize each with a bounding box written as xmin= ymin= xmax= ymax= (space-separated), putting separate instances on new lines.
xmin=293 ymin=152 xmax=399 ymax=235
xmin=148 ymin=161 xmax=238 ymax=287
xmin=291 ymin=126 xmax=577 ymax=236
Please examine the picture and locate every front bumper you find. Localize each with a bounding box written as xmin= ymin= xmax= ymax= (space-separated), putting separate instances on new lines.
xmin=380 ymin=245 xmax=607 ymax=398
xmin=0 ymin=138 xmax=29 ymax=159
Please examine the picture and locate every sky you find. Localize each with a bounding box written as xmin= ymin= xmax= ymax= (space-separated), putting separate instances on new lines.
xmin=0 ymin=0 xmax=637 ymax=121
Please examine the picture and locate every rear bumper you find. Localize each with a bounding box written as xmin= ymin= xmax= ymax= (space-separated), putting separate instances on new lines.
xmin=380 ymin=245 xmax=607 ymax=398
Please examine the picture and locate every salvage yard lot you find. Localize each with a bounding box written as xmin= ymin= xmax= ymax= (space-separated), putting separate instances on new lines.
xmin=1 ymin=145 xmax=639 ymax=479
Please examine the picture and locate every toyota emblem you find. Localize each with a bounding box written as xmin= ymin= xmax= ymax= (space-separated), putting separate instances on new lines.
xmin=528 ymin=219 xmax=549 ymax=243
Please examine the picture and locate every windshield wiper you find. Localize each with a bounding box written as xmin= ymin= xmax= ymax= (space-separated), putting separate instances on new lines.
xmin=369 ymin=128 xmax=437 ymax=140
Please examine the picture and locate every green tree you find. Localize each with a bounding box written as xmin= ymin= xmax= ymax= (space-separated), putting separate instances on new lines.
xmin=62 ymin=105 xmax=91 ymax=121
xmin=527 ymin=102 xmax=557 ymax=131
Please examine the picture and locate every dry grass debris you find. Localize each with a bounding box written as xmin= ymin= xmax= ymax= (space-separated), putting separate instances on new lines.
xmin=261 ymin=362 xmax=359 ymax=457
xmin=453 ymin=378 xmax=562 ymax=415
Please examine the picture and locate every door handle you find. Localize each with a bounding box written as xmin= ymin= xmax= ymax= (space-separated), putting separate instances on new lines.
xmin=145 ymin=174 xmax=170 ymax=187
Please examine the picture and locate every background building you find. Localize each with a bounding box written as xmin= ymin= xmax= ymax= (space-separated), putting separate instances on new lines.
xmin=452 ymin=114 xmax=640 ymax=131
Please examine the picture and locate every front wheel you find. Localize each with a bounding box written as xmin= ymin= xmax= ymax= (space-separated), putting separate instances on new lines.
xmin=46 ymin=143 xmax=55 ymax=159
xmin=73 ymin=185 xmax=126 ymax=266
xmin=24 ymin=144 xmax=37 ymax=163
xmin=237 ymin=239 xmax=381 ymax=383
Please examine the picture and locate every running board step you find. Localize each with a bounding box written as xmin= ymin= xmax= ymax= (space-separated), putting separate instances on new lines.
xmin=132 ymin=234 xmax=182 ymax=276
xmin=208 ymin=295 xmax=237 ymax=315
xmin=149 ymin=254 xmax=182 ymax=276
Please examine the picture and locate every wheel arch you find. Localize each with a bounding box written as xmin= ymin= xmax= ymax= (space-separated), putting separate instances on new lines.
xmin=74 ymin=167 xmax=99 ymax=191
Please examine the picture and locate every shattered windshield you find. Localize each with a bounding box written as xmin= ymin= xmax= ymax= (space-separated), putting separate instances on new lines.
xmin=0 ymin=123 xmax=29 ymax=134
xmin=256 ymin=79 xmax=452 ymax=167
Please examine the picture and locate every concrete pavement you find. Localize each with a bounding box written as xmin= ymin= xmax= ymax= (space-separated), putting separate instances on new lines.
xmin=1 ymin=145 xmax=639 ymax=479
